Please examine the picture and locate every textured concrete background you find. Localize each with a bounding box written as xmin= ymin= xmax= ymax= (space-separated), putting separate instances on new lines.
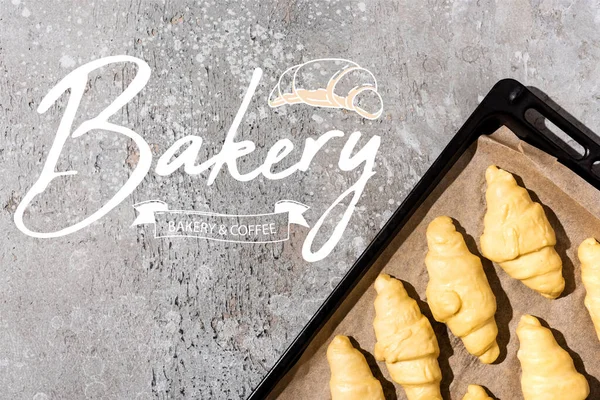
xmin=1 ymin=0 xmax=600 ymax=399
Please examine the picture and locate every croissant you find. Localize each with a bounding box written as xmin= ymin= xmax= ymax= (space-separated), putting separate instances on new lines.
xmin=268 ymin=58 xmax=383 ymax=120
xmin=480 ymin=165 xmax=565 ymax=299
xmin=517 ymin=314 xmax=589 ymax=400
xmin=327 ymin=335 xmax=385 ymax=400
xmin=425 ymin=216 xmax=499 ymax=364
xmin=373 ymin=273 xmax=442 ymax=400
xmin=578 ymin=238 xmax=600 ymax=341
xmin=462 ymin=384 xmax=493 ymax=400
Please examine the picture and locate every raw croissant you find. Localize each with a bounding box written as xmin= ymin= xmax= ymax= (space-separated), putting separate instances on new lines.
xmin=462 ymin=384 xmax=492 ymax=400
xmin=327 ymin=335 xmax=385 ymax=400
xmin=373 ymin=273 xmax=442 ymax=400
xmin=425 ymin=216 xmax=499 ymax=364
xmin=517 ymin=314 xmax=589 ymax=400
xmin=578 ymin=237 xmax=600 ymax=341
xmin=480 ymin=165 xmax=565 ymax=299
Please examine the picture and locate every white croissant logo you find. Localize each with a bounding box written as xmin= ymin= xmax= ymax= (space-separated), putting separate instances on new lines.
xmin=268 ymin=58 xmax=383 ymax=120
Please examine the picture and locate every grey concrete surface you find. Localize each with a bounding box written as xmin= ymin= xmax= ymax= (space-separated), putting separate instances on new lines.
xmin=1 ymin=0 xmax=600 ymax=398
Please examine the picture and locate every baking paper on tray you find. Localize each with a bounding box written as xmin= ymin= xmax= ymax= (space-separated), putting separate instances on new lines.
xmin=273 ymin=127 xmax=600 ymax=400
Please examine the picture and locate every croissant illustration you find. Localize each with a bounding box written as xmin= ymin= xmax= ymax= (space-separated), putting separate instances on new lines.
xmin=373 ymin=273 xmax=442 ymax=400
xmin=268 ymin=58 xmax=383 ymax=120
xmin=327 ymin=335 xmax=385 ymax=400
xmin=425 ymin=216 xmax=499 ymax=364
xmin=578 ymin=238 xmax=600 ymax=341
xmin=480 ymin=165 xmax=565 ymax=299
xmin=517 ymin=314 xmax=589 ymax=400
xmin=462 ymin=384 xmax=493 ymax=400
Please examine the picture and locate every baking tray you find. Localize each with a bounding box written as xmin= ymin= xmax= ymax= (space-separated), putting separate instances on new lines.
xmin=248 ymin=79 xmax=600 ymax=400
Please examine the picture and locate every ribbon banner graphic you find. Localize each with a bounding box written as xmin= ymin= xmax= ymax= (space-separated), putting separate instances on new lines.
xmin=132 ymin=200 xmax=309 ymax=243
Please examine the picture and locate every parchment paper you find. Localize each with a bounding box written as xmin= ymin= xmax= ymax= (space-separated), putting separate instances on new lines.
xmin=273 ymin=127 xmax=600 ymax=400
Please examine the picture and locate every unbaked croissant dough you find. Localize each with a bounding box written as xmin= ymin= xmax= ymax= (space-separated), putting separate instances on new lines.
xmin=578 ymin=237 xmax=600 ymax=341
xmin=425 ymin=216 xmax=499 ymax=364
xmin=327 ymin=335 xmax=385 ymax=400
xmin=516 ymin=314 xmax=589 ymax=400
xmin=462 ymin=384 xmax=492 ymax=400
xmin=373 ymin=273 xmax=442 ymax=400
xmin=480 ymin=165 xmax=565 ymax=299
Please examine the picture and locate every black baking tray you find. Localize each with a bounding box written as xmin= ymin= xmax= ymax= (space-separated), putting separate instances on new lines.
xmin=248 ymin=78 xmax=600 ymax=400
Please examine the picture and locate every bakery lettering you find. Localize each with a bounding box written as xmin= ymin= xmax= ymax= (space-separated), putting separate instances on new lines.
xmin=13 ymin=56 xmax=382 ymax=262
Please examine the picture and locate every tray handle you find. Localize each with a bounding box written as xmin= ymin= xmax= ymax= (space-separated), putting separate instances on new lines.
xmin=483 ymin=79 xmax=600 ymax=190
